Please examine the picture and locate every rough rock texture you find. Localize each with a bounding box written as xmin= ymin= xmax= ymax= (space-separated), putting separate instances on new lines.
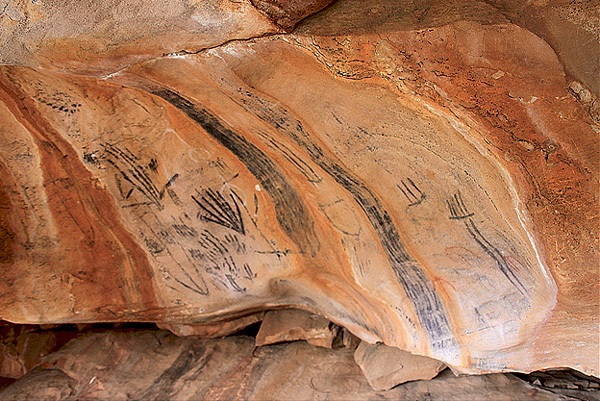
xmin=519 ymin=370 xmax=600 ymax=401
xmin=354 ymin=341 xmax=446 ymax=390
xmin=0 ymin=0 xmax=279 ymax=74
xmin=483 ymin=0 xmax=600 ymax=96
xmin=250 ymin=0 xmax=336 ymax=30
xmin=0 ymin=324 xmax=71 ymax=379
xmin=256 ymin=309 xmax=339 ymax=348
xmin=158 ymin=313 xmax=264 ymax=338
xmin=0 ymin=330 xmax=588 ymax=401
xmin=339 ymin=327 xmax=361 ymax=349
xmin=0 ymin=323 xmax=153 ymax=380
xmin=0 ymin=0 xmax=598 ymax=379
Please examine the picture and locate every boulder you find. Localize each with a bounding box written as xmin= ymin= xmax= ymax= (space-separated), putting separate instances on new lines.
xmin=354 ymin=341 xmax=446 ymax=391
xmin=255 ymin=309 xmax=339 ymax=348
xmin=0 ymin=330 xmax=580 ymax=400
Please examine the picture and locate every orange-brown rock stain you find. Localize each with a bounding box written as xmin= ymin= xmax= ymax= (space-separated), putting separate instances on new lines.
xmin=0 ymin=160 xmax=15 ymax=266
xmin=359 ymin=24 xmax=598 ymax=313
xmin=0 ymin=67 xmax=159 ymax=319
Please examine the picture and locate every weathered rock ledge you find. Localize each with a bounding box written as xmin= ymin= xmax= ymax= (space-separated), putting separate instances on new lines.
xmin=0 ymin=0 xmax=598 ymax=382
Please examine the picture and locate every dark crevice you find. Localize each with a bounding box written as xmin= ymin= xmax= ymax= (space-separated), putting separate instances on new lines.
xmin=230 ymin=321 xmax=262 ymax=338
xmin=513 ymin=370 xmax=600 ymax=401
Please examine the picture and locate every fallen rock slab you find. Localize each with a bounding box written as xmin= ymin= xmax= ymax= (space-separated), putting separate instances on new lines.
xmin=256 ymin=309 xmax=339 ymax=348
xmin=158 ymin=312 xmax=264 ymax=338
xmin=354 ymin=341 xmax=447 ymax=391
xmin=0 ymin=330 xmax=578 ymax=401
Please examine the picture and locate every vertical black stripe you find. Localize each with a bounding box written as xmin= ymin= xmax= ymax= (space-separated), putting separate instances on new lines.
xmin=238 ymin=93 xmax=456 ymax=347
xmin=153 ymin=89 xmax=318 ymax=256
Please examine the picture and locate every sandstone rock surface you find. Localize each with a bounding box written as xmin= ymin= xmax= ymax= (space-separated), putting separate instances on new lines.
xmin=0 ymin=0 xmax=597 ymax=379
xmin=256 ymin=309 xmax=338 ymax=348
xmin=0 ymin=330 xmax=584 ymax=401
xmin=483 ymin=0 xmax=600 ymax=96
xmin=0 ymin=0 xmax=279 ymax=74
xmin=157 ymin=313 xmax=265 ymax=338
xmin=354 ymin=341 xmax=446 ymax=390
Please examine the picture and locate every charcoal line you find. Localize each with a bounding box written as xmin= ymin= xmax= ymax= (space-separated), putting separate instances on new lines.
xmin=447 ymin=193 xmax=527 ymax=296
xmin=153 ymin=89 xmax=318 ymax=255
xmin=108 ymin=145 xmax=160 ymax=199
xmin=192 ymin=188 xmax=245 ymax=235
xmin=199 ymin=230 xmax=229 ymax=255
xmin=258 ymin=132 xmax=322 ymax=183
xmin=225 ymin=274 xmax=246 ymax=293
xmin=102 ymin=144 xmax=163 ymax=209
xmin=447 ymin=191 xmax=474 ymax=220
xmin=237 ymin=90 xmax=455 ymax=345
xmin=398 ymin=177 xmax=426 ymax=206
xmin=172 ymin=222 xmax=197 ymax=238
xmin=140 ymin=218 xmax=209 ymax=296
xmin=243 ymin=263 xmax=255 ymax=280
xmin=464 ymin=219 xmax=527 ymax=295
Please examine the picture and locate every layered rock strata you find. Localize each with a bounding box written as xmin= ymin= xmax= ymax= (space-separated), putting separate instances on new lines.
xmin=0 ymin=0 xmax=597 ymax=377
xmin=0 ymin=330 xmax=591 ymax=400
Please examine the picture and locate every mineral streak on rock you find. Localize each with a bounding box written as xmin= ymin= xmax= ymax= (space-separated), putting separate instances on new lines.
xmin=0 ymin=0 xmax=598 ymax=379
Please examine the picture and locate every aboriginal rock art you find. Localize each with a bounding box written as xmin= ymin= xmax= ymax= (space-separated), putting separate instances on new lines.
xmin=0 ymin=0 xmax=597 ymax=378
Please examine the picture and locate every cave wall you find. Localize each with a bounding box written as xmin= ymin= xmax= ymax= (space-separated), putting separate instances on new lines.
xmin=0 ymin=0 xmax=598 ymax=377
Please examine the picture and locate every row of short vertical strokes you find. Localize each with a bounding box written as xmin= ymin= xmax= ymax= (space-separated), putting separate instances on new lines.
xmin=152 ymin=88 xmax=455 ymax=345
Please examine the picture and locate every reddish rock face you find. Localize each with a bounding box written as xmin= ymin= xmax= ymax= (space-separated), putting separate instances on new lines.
xmin=0 ymin=0 xmax=597 ymax=378
xmin=482 ymin=0 xmax=600 ymax=96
